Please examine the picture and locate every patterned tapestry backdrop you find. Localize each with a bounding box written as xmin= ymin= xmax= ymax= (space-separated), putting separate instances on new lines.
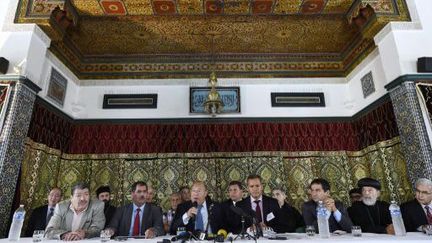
xmin=21 ymin=137 xmax=412 ymax=212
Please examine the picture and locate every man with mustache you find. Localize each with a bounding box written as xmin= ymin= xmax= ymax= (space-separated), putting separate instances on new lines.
xmin=45 ymin=183 xmax=105 ymax=240
xmin=96 ymin=186 xmax=116 ymax=227
xmin=107 ymin=181 xmax=164 ymax=238
xmin=348 ymin=177 xmax=393 ymax=234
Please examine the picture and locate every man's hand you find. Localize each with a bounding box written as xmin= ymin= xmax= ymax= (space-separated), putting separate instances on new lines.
xmin=386 ymin=224 xmax=395 ymax=235
xmin=145 ymin=227 xmax=156 ymax=239
xmin=187 ymin=207 xmax=197 ymax=218
xmin=324 ymin=198 xmax=337 ymax=212
xmin=61 ymin=230 xmax=85 ymax=241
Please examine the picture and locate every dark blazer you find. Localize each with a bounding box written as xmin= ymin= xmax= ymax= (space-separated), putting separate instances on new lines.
xmin=220 ymin=199 xmax=243 ymax=234
xmin=236 ymin=195 xmax=281 ymax=232
xmin=348 ymin=200 xmax=392 ymax=233
xmin=108 ymin=203 xmax=164 ymax=236
xmin=302 ymin=200 xmax=353 ymax=233
xmin=170 ymin=199 xmax=221 ymax=235
xmin=401 ymin=199 xmax=429 ymax=232
xmin=275 ymin=203 xmax=305 ymax=233
xmin=104 ymin=204 xmax=117 ymax=228
xmin=25 ymin=205 xmax=49 ymax=237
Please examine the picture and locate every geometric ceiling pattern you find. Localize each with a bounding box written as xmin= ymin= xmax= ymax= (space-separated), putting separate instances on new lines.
xmin=15 ymin=0 xmax=410 ymax=79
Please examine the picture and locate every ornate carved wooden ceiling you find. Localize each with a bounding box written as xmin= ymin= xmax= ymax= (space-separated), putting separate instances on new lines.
xmin=15 ymin=0 xmax=410 ymax=79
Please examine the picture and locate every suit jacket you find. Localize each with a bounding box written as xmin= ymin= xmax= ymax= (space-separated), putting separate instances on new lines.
xmin=104 ymin=203 xmax=117 ymax=227
xmin=45 ymin=199 xmax=105 ymax=240
xmin=275 ymin=203 xmax=305 ymax=233
xmin=302 ymin=200 xmax=352 ymax=233
xmin=236 ymin=195 xmax=281 ymax=232
xmin=220 ymin=199 xmax=243 ymax=234
xmin=401 ymin=199 xmax=429 ymax=232
xmin=108 ymin=203 xmax=164 ymax=236
xmin=170 ymin=199 xmax=221 ymax=235
xmin=25 ymin=205 xmax=49 ymax=237
xmin=348 ymin=200 xmax=392 ymax=233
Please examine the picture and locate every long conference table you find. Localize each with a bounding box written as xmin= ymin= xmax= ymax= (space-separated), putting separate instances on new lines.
xmin=1 ymin=233 xmax=431 ymax=243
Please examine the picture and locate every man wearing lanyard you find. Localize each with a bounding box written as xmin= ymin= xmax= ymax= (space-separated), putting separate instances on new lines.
xmin=237 ymin=175 xmax=281 ymax=233
xmin=107 ymin=181 xmax=164 ymax=238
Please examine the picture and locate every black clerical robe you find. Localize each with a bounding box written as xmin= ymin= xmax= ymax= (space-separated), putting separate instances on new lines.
xmin=348 ymin=200 xmax=392 ymax=233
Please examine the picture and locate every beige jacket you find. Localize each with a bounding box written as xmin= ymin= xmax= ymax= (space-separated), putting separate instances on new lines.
xmin=45 ymin=199 xmax=105 ymax=239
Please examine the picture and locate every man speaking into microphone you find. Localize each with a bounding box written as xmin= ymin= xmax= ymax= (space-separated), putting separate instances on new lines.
xmin=170 ymin=181 xmax=222 ymax=237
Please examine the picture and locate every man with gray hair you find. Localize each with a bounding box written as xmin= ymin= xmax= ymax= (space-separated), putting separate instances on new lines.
xmin=348 ymin=177 xmax=393 ymax=234
xmin=401 ymin=178 xmax=432 ymax=232
xmin=45 ymin=182 xmax=105 ymax=240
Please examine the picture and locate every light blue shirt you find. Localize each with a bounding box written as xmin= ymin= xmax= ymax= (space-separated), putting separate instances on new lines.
xmin=325 ymin=209 xmax=342 ymax=222
xmin=129 ymin=204 xmax=145 ymax=236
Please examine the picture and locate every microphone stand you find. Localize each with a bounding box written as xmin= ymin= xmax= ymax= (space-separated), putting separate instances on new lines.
xmin=233 ymin=216 xmax=256 ymax=242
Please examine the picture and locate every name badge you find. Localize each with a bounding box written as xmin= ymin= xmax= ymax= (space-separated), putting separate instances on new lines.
xmin=266 ymin=212 xmax=275 ymax=221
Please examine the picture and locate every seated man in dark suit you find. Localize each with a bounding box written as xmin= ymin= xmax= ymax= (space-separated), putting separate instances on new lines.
xmin=237 ymin=175 xmax=281 ymax=233
xmin=348 ymin=177 xmax=393 ymax=234
xmin=171 ymin=181 xmax=221 ymax=237
xmin=401 ymin=178 xmax=432 ymax=232
xmin=220 ymin=181 xmax=244 ymax=234
xmin=107 ymin=181 xmax=164 ymax=238
xmin=26 ymin=187 xmax=62 ymax=236
xmin=272 ymin=188 xmax=304 ymax=232
xmin=96 ymin=186 xmax=116 ymax=227
xmin=302 ymin=178 xmax=352 ymax=233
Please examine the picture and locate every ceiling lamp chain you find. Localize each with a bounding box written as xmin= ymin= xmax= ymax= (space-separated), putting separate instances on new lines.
xmin=204 ymin=34 xmax=224 ymax=117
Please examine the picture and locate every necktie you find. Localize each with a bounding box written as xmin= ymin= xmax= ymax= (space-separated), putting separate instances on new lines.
xmin=132 ymin=208 xmax=141 ymax=236
xmin=425 ymin=205 xmax=432 ymax=224
xmin=46 ymin=207 xmax=54 ymax=226
xmin=195 ymin=205 xmax=204 ymax=231
xmin=254 ymin=200 xmax=262 ymax=223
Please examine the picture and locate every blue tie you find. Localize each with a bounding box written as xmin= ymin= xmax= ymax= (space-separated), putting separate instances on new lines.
xmin=195 ymin=205 xmax=204 ymax=231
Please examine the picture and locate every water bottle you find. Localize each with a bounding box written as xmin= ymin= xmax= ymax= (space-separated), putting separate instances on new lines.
xmin=389 ymin=201 xmax=406 ymax=236
xmin=316 ymin=201 xmax=330 ymax=238
xmin=8 ymin=204 xmax=26 ymax=241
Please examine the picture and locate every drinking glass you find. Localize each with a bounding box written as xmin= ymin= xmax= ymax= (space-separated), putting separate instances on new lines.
xmin=425 ymin=225 xmax=432 ymax=236
xmin=306 ymin=225 xmax=315 ymax=236
xmin=32 ymin=230 xmax=44 ymax=242
xmin=351 ymin=226 xmax=362 ymax=237
xmin=100 ymin=230 xmax=111 ymax=242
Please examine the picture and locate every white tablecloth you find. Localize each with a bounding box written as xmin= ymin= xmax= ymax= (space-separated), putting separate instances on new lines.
xmin=1 ymin=233 xmax=431 ymax=243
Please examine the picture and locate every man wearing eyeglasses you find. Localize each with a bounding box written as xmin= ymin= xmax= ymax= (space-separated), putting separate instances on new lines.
xmin=401 ymin=178 xmax=432 ymax=232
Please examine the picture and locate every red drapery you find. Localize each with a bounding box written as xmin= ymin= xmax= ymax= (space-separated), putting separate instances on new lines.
xmin=27 ymin=101 xmax=399 ymax=154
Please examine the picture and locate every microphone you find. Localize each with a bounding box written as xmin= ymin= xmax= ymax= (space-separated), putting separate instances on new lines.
xmin=191 ymin=201 xmax=198 ymax=220
xmin=215 ymin=229 xmax=227 ymax=242
xmin=171 ymin=231 xmax=191 ymax=241
xmin=229 ymin=205 xmax=252 ymax=219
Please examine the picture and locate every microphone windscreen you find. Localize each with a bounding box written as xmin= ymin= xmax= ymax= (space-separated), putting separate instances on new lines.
xmin=192 ymin=201 xmax=198 ymax=208
xmin=217 ymin=229 xmax=227 ymax=239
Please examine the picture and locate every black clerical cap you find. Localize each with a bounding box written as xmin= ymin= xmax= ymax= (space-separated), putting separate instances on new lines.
xmin=96 ymin=185 xmax=111 ymax=196
xmin=357 ymin=177 xmax=381 ymax=190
